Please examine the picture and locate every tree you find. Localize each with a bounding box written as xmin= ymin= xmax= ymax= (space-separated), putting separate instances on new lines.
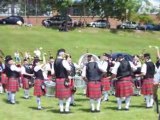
xmin=84 ymin=0 xmax=141 ymax=21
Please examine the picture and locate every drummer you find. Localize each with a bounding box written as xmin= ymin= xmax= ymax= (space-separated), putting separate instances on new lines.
xmin=132 ymin=55 xmax=142 ymax=96
xmin=99 ymin=53 xmax=110 ymax=102
xmin=21 ymin=59 xmax=34 ymax=99
xmin=65 ymin=54 xmax=77 ymax=106
xmin=33 ymin=58 xmax=46 ymax=110
xmin=44 ymin=56 xmax=55 ymax=80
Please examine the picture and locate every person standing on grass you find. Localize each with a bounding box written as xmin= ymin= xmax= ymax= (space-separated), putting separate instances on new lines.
xmin=100 ymin=53 xmax=112 ymax=102
xmin=111 ymin=54 xmax=137 ymax=111
xmin=21 ymin=59 xmax=34 ymax=99
xmin=5 ymin=55 xmax=21 ymax=104
xmin=0 ymin=60 xmax=6 ymax=93
xmin=54 ymin=49 xmax=72 ymax=113
xmin=141 ymin=53 xmax=155 ymax=108
xmin=65 ymin=54 xmax=77 ymax=106
xmin=153 ymin=47 xmax=160 ymax=107
xmin=44 ymin=56 xmax=55 ymax=80
xmin=14 ymin=50 xmax=21 ymax=63
xmin=82 ymin=54 xmax=106 ymax=112
xmin=33 ymin=58 xmax=46 ymax=110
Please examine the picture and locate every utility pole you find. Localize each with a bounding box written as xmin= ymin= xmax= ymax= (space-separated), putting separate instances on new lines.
xmin=35 ymin=0 xmax=38 ymax=24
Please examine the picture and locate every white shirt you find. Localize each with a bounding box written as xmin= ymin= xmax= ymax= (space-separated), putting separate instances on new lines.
xmin=57 ymin=57 xmax=71 ymax=71
xmin=82 ymin=61 xmax=107 ymax=78
xmin=0 ymin=63 xmax=5 ymax=72
xmin=10 ymin=64 xmax=21 ymax=72
xmin=44 ymin=62 xmax=55 ymax=75
xmin=111 ymin=60 xmax=137 ymax=75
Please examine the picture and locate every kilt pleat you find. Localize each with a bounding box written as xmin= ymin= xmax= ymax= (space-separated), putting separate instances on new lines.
xmin=34 ymin=79 xmax=45 ymax=96
xmin=55 ymin=78 xmax=71 ymax=99
xmin=101 ymin=77 xmax=111 ymax=91
xmin=8 ymin=77 xmax=19 ymax=92
xmin=87 ymin=81 xmax=102 ymax=99
xmin=22 ymin=77 xmax=29 ymax=89
xmin=1 ymin=73 xmax=8 ymax=85
xmin=115 ymin=76 xmax=133 ymax=97
xmin=141 ymin=78 xmax=153 ymax=95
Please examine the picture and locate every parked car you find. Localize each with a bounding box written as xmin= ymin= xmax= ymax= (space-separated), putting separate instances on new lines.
xmin=138 ymin=23 xmax=155 ymax=30
xmin=117 ymin=21 xmax=138 ymax=29
xmin=88 ymin=20 xmax=110 ymax=28
xmin=154 ymin=24 xmax=160 ymax=31
xmin=42 ymin=15 xmax=72 ymax=27
xmin=0 ymin=16 xmax=24 ymax=25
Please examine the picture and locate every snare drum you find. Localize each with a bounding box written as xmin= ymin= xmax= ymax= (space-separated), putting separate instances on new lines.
xmin=44 ymin=81 xmax=56 ymax=97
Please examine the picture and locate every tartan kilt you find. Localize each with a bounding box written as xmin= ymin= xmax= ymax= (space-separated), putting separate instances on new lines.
xmin=34 ymin=79 xmax=46 ymax=96
xmin=86 ymin=81 xmax=102 ymax=99
xmin=101 ymin=77 xmax=111 ymax=91
xmin=8 ymin=77 xmax=19 ymax=92
xmin=115 ymin=76 xmax=133 ymax=97
xmin=1 ymin=73 xmax=8 ymax=85
xmin=22 ymin=77 xmax=30 ymax=89
xmin=141 ymin=78 xmax=153 ymax=95
xmin=55 ymin=78 xmax=71 ymax=99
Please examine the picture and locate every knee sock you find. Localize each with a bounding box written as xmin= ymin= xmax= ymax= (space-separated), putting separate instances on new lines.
xmin=96 ymin=98 xmax=101 ymax=111
xmin=90 ymin=99 xmax=95 ymax=111
xmin=117 ymin=98 xmax=122 ymax=109
xmin=125 ymin=96 xmax=131 ymax=109
xmin=65 ymin=97 xmax=71 ymax=112
xmin=59 ymin=99 xmax=64 ymax=112
xmin=36 ymin=97 xmax=41 ymax=108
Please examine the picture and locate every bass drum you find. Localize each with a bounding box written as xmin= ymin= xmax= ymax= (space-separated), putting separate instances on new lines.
xmin=78 ymin=53 xmax=100 ymax=69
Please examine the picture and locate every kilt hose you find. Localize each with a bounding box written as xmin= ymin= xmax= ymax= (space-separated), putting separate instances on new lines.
xmin=8 ymin=77 xmax=19 ymax=92
xmin=55 ymin=78 xmax=72 ymax=99
xmin=115 ymin=76 xmax=133 ymax=97
xmin=101 ymin=77 xmax=111 ymax=91
xmin=34 ymin=79 xmax=46 ymax=97
xmin=141 ymin=78 xmax=153 ymax=95
xmin=86 ymin=81 xmax=102 ymax=99
xmin=22 ymin=77 xmax=30 ymax=89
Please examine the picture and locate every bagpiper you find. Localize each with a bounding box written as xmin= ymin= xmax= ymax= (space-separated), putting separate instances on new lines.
xmin=54 ymin=49 xmax=72 ymax=113
xmin=111 ymin=54 xmax=137 ymax=110
xmin=141 ymin=53 xmax=155 ymax=108
xmin=5 ymin=55 xmax=21 ymax=104
xmin=82 ymin=54 xmax=106 ymax=112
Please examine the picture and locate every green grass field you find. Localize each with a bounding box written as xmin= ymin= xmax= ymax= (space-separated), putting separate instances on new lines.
xmin=0 ymin=26 xmax=160 ymax=120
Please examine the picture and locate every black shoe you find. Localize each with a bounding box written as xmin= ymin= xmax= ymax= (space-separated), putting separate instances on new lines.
xmin=65 ymin=111 xmax=71 ymax=114
xmin=70 ymin=103 xmax=76 ymax=106
xmin=96 ymin=110 xmax=100 ymax=112
xmin=125 ymin=108 xmax=129 ymax=111
xmin=90 ymin=110 xmax=95 ymax=113
xmin=37 ymin=107 xmax=43 ymax=110
xmin=146 ymin=106 xmax=153 ymax=109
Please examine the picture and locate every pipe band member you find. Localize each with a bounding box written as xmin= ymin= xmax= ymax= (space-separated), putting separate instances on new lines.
xmin=54 ymin=49 xmax=72 ymax=113
xmin=5 ymin=55 xmax=21 ymax=104
xmin=82 ymin=54 xmax=106 ymax=112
